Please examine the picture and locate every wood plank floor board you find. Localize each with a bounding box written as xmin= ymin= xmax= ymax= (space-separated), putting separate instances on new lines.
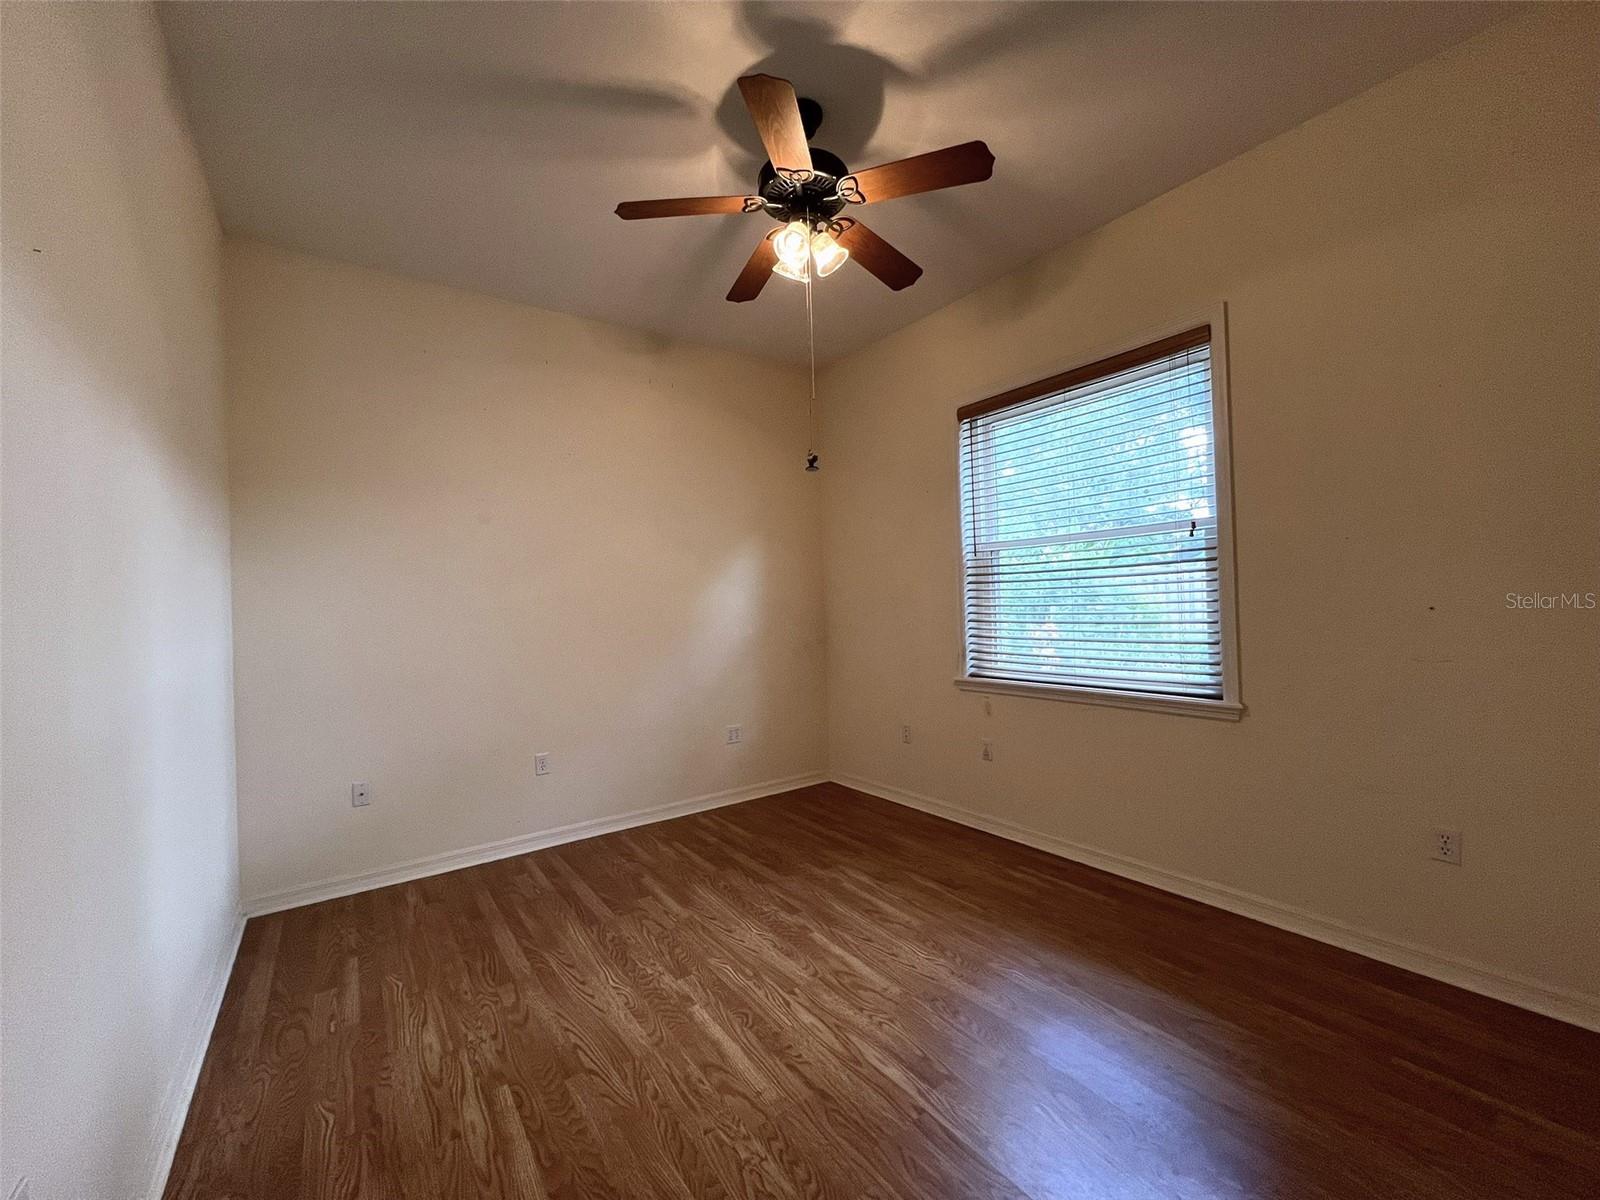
xmin=729 ymin=806 xmax=1436 ymax=1199
xmin=167 ymin=783 xmax=1600 ymax=1199
xmin=799 ymin=793 xmax=1600 ymax=1195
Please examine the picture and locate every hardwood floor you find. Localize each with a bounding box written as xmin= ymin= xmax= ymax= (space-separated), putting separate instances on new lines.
xmin=166 ymin=783 xmax=1600 ymax=1199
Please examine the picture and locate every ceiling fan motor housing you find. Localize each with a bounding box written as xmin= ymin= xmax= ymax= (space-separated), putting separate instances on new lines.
xmin=757 ymin=98 xmax=849 ymax=224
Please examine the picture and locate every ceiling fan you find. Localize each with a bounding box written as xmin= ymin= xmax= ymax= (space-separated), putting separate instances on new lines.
xmin=616 ymin=74 xmax=995 ymax=302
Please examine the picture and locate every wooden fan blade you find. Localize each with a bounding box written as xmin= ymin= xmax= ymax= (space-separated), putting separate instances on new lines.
xmin=843 ymin=141 xmax=994 ymax=204
xmin=727 ymin=233 xmax=779 ymax=302
xmin=736 ymin=74 xmax=813 ymax=175
xmin=615 ymin=195 xmax=759 ymax=220
xmin=834 ymin=220 xmax=923 ymax=291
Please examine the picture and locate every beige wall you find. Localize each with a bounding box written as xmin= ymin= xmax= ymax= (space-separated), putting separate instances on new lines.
xmin=1 ymin=5 xmax=239 ymax=1198
xmin=5 ymin=35 xmax=1593 ymax=1200
xmin=226 ymin=240 xmax=825 ymax=907
xmin=820 ymin=7 xmax=1599 ymax=1019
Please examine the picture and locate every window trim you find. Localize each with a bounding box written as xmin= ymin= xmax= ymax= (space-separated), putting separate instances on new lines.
xmin=953 ymin=305 xmax=1244 ymax=720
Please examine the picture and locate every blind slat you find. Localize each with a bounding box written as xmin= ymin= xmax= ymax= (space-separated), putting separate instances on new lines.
xmin=964 ymin=647 xmax=1222 ymax=669
xmin=968 ymin=472 xmax=1218 ymax=533
xmin=965 ymin=447 xmax=1216 ymax=503
xmin=966 ymin=635 xmax=1221 ymax=651
xmin=965 ymin=565 xmax=1217 ymax=583
xmin=970 ymin=661 xmax=1221 ymax=685
xmin=965 ymin=539 xmax=1217 ymax=569
xmin=962 ymin=377 xmax=1214 ymax=463
xmin=968 ymin=668 xmax=1223 ymax=698
xmin=963 ymin=380 xmax=1214 ymax=468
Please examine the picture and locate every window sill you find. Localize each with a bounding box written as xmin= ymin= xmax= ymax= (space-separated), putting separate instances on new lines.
xmin=953 ymin=676 xmax=1245 ymax=721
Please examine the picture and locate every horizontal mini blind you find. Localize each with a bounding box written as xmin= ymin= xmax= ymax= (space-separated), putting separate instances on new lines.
xmin=959 ymin=328 xmax=1222 ymax=698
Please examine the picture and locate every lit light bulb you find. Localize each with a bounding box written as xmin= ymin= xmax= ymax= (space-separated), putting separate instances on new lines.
xmin=772 ymin=220 xmax=811 ymax=269
xmin=771 ymin=221 xmax=851 ymax=285
xmin=810 ymin=231 xmax=849 ymax=278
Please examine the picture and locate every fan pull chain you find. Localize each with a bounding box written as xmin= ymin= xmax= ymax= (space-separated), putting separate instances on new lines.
xmin=804 ymin=251 xmax=819 ymax=471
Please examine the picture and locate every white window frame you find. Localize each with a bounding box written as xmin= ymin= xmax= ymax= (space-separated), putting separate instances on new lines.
xmin=953 ymin=305 xmax=1244 ymax=720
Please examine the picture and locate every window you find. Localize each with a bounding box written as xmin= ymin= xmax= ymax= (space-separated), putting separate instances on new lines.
xmin=956 ymin=321 xmax=1240 ymax=717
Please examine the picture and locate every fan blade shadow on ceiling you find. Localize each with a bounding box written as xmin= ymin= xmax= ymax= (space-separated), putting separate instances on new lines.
xmin=714 ymin=0 xmax=1103 ymax=172
xmin=917 ymin=0 xmax=1114 ymax=79
xmin=295 ymin=67 xmax=710 ymax=163
xmin=715 ymin=2 xmax=911 ymax=166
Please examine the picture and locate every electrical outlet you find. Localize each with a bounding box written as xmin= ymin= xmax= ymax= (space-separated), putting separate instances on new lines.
xmin=981 ymin=739 xmax=994 ymax=762
xmin=534 ymin=753 xmax=551 ymax=776
xmin=900 ymin=723 xmax=912 ymax=745
xmin=1432 ymin=828 xmax=1462 ymax=865
xmin=351 ymin=782 xmax=370 ymax=807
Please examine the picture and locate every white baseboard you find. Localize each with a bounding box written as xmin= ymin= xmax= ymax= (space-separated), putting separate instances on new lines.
xmin=243 ymin=771 xmax=828 ymax=917
xmin=146 ymin=909 xmax=247 ymax=1199
xmin=834 ymin=773 xmax=1600 ymax=1033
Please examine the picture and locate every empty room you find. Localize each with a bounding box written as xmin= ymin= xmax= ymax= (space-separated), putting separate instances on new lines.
xmin=3 ymin=1 xmax=1598 ymax=1197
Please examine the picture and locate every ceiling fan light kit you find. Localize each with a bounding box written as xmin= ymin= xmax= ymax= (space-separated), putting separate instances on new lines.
xmin=771 ymin=221 xmax=849 ymax=283
xmin=616 ymin=73 xmax=995 ymax=467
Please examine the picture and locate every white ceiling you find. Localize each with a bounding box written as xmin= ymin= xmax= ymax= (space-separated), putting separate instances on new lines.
xmin=158 ymin=1 xmax=1506 ymax=364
